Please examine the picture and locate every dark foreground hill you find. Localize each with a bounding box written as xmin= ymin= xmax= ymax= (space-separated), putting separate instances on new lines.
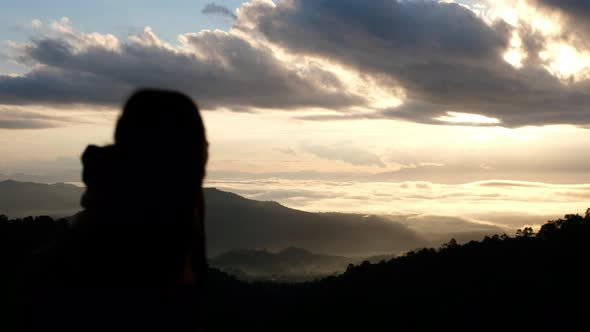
xmin=3 ymin=211 xmax=590 ymax=331
xmin=204 ymin=212 xmax=590 ymax=331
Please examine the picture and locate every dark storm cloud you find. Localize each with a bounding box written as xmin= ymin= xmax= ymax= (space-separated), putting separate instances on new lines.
xmin=0 ymin=67 xmax=127 ymax=106
xmin=243 ymin=0 xmax=508 ymax=63
xmin=237 ymin=0 xmax=590 ymax=127
xmin=0 ymin=26 xmax=363 ymax=111
xmin=201 ymin=3 xmax=237 ymax=19
xmin=537 ymin=0 xmax=590 ymax=17
xmin=533 ymin=0 xmax=590 ymax=47
xmin=3 ymin=1 xmax=590 ymax=127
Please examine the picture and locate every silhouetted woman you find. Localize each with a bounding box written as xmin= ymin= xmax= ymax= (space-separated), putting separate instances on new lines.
xmin=25 ymin=90 xmax=208 ymax=331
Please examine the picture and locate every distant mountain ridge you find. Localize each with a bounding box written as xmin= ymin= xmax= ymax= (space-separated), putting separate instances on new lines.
xmin=210 ymin=247 xmax=355 ymax=280
xmin=210 ymin=246 xmax=399 ymax=281
xmin=0 ymin=180 xmax=82 ymax=218
xmin=204 ymin=187 xmax=426 ymax=256
xmin=202 ymin=212 xmax=590 ymax=331
xmin=0 ymin=180 xmax=503 ymax=258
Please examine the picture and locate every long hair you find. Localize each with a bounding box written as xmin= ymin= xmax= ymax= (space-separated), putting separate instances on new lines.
xmin=81 ymin=89 xmax=209 ymax=286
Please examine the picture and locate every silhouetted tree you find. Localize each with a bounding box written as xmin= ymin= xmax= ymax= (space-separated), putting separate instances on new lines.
xmin=516 ymin=227 xmax=535 ymax=238
xmin=5 ymin=209 xmax=590 ymax=331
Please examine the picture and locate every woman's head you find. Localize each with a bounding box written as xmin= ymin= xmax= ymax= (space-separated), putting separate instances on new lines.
xmin=116 ymin=89 xmax=209 ymax=282
xmin=115 ymin=89 xmax=208 ymax=186
xmin=76 ymin=90 xmax=209 ymax=288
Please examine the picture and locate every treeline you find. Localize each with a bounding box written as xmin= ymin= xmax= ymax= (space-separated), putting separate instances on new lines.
xmin=3 ymin=212 xmax=590 ymax=331
xmin=0 ymin=215 xmax=69 ymax=270
xmin=205 ymin=211 xmax=590 ymax=331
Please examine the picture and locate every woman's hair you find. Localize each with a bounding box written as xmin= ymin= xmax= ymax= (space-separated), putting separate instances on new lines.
xmin=79 ymin=89 xmax=209 ymax=286
xmin=25 ymin=90 xmax=209 ymax=332
xmin=116 ymin=89 xmax=208 ymax=185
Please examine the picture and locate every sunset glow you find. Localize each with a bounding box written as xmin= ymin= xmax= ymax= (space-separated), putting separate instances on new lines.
xmin=2 ymin=0 xmax=590 ymax=234
xmin=541 ymin=43 xmax=590 ymax=82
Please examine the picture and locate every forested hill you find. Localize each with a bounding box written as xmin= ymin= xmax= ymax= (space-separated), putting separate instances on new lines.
xmin=3 ymin=211 xmax=590 ymax=330
xmin=209 ymin=247 xmax=360 ymax=281
xmin=0 ymin=180 xmax=506 ymax=257
xmin=0 ymin=180 xmax=82 ymax=218
xmin=205 ymin=211 xmax=590 ymax=331
xmin=0 ymin=180 xmax=430 ymax=257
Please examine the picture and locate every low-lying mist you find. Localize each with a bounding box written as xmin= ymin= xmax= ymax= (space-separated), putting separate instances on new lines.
xmin=0 ymin=179 xmax=549 ymax=280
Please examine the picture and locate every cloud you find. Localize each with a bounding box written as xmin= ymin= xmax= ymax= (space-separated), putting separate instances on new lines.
xmin=243 ymin=0 xmax=507 ymax=63
xmin=301 ymin=143 xmax=386 ymax=167
xmin=0 ymin=156 xmax=82 ymax=183
xmin=248 ymin=188 xmax=334 ymax=201
xmin=3 ymin=1 xmax=590 ymax=127
xmin=30 ymin=19 xmax=43 ymax=28
xmin=0 ymin=119 xmax=55 ymax=129
xmin=0 ymin=19 xmax=364 ymax=111
xmin=0 ymin=106 xmax=72 ymax=129
xmin=536 ymin=0 xmax=590 ymax=17
xmin=236 ymin=0 xmax=590 ymax=127
xmin=208 ymin=176 xmax=590 ymax=229
xmin=273 ymin=147 xmax=297 ymax=156
xmin=532 ymin=0 xmax=590 ymax=46
xmin=202 ymin=3 xmax=237 ymax=19
xmin=393 ymin=214 xmax=506 ymax=244
xmin=472 ymin=180 xmax=554 ymax=188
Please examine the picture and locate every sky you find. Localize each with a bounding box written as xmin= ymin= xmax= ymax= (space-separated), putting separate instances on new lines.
xmin=2 ymin=0 xmax=590 ymax=230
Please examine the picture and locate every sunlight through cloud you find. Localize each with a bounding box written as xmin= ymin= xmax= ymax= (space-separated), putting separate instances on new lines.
xmin=503 ymin=31 xmax=527 ymax=68
xmin=541 ymin=43 xmax=590 ymax=82
xmin=436 ymin=112 xmax=501 ymax=125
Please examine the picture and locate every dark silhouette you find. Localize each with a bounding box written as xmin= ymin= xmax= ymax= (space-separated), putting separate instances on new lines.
xmin=19 ymin=90 xmax=209 ymax=331
xmin=6 ymin=210 xmax=590 ymax=331
xmin=203 ymin=211 xmax=590 ymax=331
xmin=2 ymin=91 xmax=590 ymax=331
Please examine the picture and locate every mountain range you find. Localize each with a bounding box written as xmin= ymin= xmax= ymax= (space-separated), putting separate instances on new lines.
xmin=0 ymin=180 xmax=504 ymax=258
xmin=209 ymin=247 xmax=352 ymax=281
